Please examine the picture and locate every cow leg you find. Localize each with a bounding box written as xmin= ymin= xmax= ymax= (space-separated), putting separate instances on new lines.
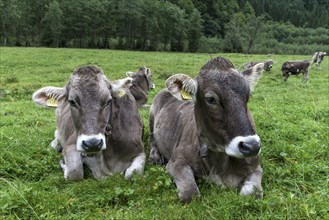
xmin=50 ymin=129 xmax=63 ymax=152
xmin=302 ymin=71 xmax=308 ymax=82
xmin=148 ymin=138 xmax=165 ymax=164
xmin=283 ymin=72 xmax=289 ymax=82
xmin=166 ymin=159 xmax=200 ymax=203
xmin=240 ymin=165 xmax=263 ymax=198
xmin=148 ymin=112 xmax=165 ymax=164
xmin=61 ymin=147 xmax=84 ymax=181
xmin=124 ymin=153 xmax=146 ymax=179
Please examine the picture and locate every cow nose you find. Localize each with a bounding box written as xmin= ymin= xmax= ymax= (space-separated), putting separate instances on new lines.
xmin=238 ymin=140 xmax=261 ymax=157
xmin=81 ymin=138 xmax=103 ymax=152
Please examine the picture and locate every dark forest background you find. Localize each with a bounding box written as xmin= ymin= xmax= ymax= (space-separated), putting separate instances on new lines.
xmin=1 ymin=0 xmax=328 ymax=54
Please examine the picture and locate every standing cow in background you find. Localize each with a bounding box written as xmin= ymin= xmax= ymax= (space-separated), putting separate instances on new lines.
xmin=311 ymin=52 xmax=326 ymax=70
xmin=243 ymin=59 xmax=276 ymax=72
xmin=32 ymin=66 xmax=146 ymax=180
xmin=149 ymin=57 xmax=263 ymax=203
xmin=126 ymin=66 xmax=155 ymax=107
xmin=281 ymin=60 xmax=311 ymax=82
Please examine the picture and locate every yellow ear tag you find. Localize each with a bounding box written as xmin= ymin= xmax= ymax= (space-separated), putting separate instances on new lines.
xmin=46 ymin=98 xmax=58 ymax=107
xmin=117 ymin=90 xmax=126 ymax=97
xmin=181 ymin=89 xmax=192 ymax=100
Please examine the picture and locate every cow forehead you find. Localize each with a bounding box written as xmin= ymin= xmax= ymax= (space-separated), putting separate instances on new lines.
xmin=68 ymin=67 xmax=110 ymax=99
xmin=73 ymin=66 xmax=103 ymax=77
xmin=198 ymin=69 xmax=248 ymax=95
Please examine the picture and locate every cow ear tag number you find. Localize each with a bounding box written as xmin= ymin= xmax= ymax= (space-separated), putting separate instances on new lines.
xmin=181 ymin=89 xmax=192 ymax=100
xmin=47 ymin=97 xmax=58 ymax=107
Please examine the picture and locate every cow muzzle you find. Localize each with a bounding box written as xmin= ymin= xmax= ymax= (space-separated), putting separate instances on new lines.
xmin=76 ymin=134 xmax=106 ymax=153
xmin=225 ymin=135 xmax=261 ymax=158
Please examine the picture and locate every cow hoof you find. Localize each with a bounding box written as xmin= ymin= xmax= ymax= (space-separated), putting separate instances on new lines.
xmin=60 ymin=160 xmax=84 ymax=181
xmin=50 ymin=138 xmax=63 ymax=152
xmin=178 ymin=189 xmax=200 ymax=203
xmin=124 ymin=153 xmax=146 ymax=179
xmin=148 ymin=147 xmax=164 ymax=165
xmin=240 ymin=183 xmax=263 ymax=198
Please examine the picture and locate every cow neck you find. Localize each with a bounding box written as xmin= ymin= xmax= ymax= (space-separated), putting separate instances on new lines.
xmin=142 ymin=73 xmax=150 ymax=91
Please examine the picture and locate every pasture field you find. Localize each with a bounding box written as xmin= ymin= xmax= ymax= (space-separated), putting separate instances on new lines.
xmin=0 ymin=47 xmax=328 ymax=219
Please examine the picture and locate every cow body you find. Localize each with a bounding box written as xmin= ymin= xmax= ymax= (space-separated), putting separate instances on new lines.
xmin=311 ymin=52 xmax=326 ymax=70
xmin=243 ymin=60 xmax=275 ymax=71
xmin=33 ymin=66 xmax=145 ymax=180
xmin=149 ymin=57 xmax=263 ymax=202
xmin=281 ymin=60 xmax=311 ymax=82
xmin=126 ymin=67 xmax=155 ymax=107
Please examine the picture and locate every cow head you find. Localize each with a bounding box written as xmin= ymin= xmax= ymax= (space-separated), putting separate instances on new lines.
xmin=319 ymin=52 xmax=326 ymax=60
xmin=264 ymin=59 xmax=275 ymax=71
xmin=32 ymin=66 xmax=132 ymax=154
xmin=126 ymin=66 xmax=155 ymax=91
xmin=165 ymin=57 xmax=262 ymax=158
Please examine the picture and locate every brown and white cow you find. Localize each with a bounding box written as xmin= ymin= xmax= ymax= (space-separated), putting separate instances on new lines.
xmin=32 ymin=66 xmax=145 ymax=180
xmin=126 ymin=66 xmax=155 ymax=107
xmin=311 ymin=52 xmax=326 ymax=70
xmin=149 ymin=57 xmax=263 ymax=203
xmin=243 ymin=59 xmax=275 ymax=72
xmin=281 ymin=60 xmax=311 ymax=82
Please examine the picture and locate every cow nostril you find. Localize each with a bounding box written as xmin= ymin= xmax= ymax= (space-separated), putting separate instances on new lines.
xmin=82 ymin=139 xmax=103 ymax=151
xmin=238 ymin=140 xmax=261 ymax=156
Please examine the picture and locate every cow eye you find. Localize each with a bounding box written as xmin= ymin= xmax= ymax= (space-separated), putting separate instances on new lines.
xmin=68 ymin=99 xmax=77 ymax=107
xmin=104 ymin=99 xmax=112 ymax=108
xmin=205 ymin=96 xmax=218 ymax=105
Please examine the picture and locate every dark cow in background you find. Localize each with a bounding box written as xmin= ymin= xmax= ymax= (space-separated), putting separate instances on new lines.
xmin=243 ymin=59 xmax=276 ymax=72
xmin=281 ymin=60 xmax=311 ymax=82
xmin=149 ymin=57 xmax=263 ymax=203
xmin=126 ymin=66 xmax=155 ymax=107
xmin=311 ymin=52 xmax=326 ymax=70
xmin=32 ymin=66 xmax=145 ymax=180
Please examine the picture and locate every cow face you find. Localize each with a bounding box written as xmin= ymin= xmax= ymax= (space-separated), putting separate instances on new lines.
xmin=32 ymin=66 xmax=132 ymax=154
xmin=319 ymin=52 xmax=326 ymax=61
xmin=264 ymin=60 xmax=274 ymax=71
xmin=126 ymin=66 xmax=155 ymax=90
xmin=165 ymin=57 xmax=262 ymax=158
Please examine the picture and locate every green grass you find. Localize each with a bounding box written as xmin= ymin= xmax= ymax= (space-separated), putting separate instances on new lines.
xmin=1 ymin=47 xmax=328 ymax=219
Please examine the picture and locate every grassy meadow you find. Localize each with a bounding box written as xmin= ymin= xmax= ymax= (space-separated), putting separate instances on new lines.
xmin=0 ymin=47 xmax=328 ymax=219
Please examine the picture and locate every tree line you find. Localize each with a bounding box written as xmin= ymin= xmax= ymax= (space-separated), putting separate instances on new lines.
xmin=1 ymin=0 xmax=328 ymax=54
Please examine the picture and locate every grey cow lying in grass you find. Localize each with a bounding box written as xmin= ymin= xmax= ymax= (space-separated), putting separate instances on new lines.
xmin=32 ymin=66 xmax=145 ymax=180
xmin=126 ymin=66 xmax=155 ymax=108
xmin=149 ymin=57 xmax=264 ymax=202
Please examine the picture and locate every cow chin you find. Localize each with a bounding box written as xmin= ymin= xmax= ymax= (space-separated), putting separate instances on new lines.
xmin=225 ymin=135 xmax=261 ymax=158
xmin=76 ymin=133 xmax=107 ymax=153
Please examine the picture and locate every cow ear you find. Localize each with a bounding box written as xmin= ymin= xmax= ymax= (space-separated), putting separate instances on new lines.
xmin=111 ymin=77 xmax=133 ymax=97
xmin=146 ymin=67 xmax=151 ymax=76
xmin=242 ymin=63 xmax=264 ymax=93
xmin=126 ymin=71 xmax=135 ymax=77
xmin=165 ymin=74 xmax=197 ymax=101
xmin=32 ymin=86 xmax=65 ymax=108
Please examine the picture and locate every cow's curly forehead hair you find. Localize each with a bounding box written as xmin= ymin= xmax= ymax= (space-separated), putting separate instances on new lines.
xmin=199 ymin=57 xmax=242 ymax=81
xmin=72 ymin=66 xmax=104 ymax=78
xmin=201 ymin=57 xmax=236 ymax=72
